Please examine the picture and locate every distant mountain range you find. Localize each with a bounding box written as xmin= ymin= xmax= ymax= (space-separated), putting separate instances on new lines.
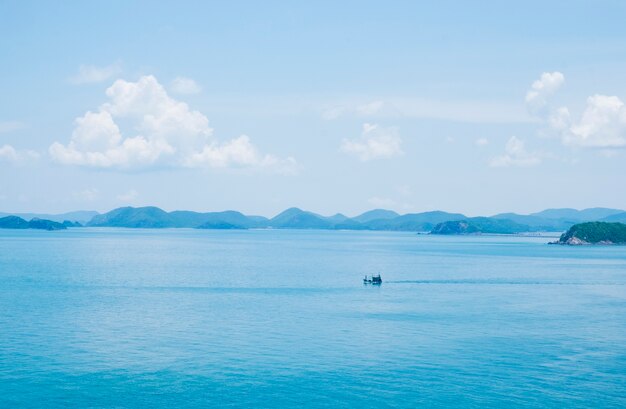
xmin=0 ymin=210 xmax=97 ymax=224
xmin=1 ymin=206 xmax=625 ymax=234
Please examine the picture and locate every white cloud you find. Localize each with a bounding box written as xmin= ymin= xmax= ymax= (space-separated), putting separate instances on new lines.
xmin=0 ymin=144 xmax=40 ymax=164
xmin=475 ymin=138 xmax=489 ymax=146
xmin=69 ymin=63 xmax=122 ymax=84
xmin=170 ymin=77 xmax=201 ymax=95
xmin=525 ymin=72 xmax=626 ymax=149
xmin=564 ymin=95 xmax=626 ymax=148
xmin=74 ymin=188 xmax=99 ymax=202
xmin=184 ymin=135 xmax=297 ymax=173
xmin=490 ymin=136 xmax=541 ymax=167
xmin=341 ymin=123 xmax=403 ymax=161
xmin=0 ymin=144 xmax=18 ymax=161
xmin=0 ymin=121 xmax=25 ymax=133
xmin=50 ymin=75 xmax=294 ymax=171
xmin=117 ymin=189 xmax=139 ymax=202
xmin=525 ymin=71 xmax=565 ymax=115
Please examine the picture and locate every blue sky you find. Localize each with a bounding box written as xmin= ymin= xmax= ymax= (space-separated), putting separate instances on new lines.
xmin=1 ymin=1 xmax=625 ymax=217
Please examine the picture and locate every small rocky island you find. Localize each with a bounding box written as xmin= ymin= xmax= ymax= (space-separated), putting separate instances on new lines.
xmin=0 ymin=216 xmax=67 ymax=231
xmin=551 ymin=222 xmax=626 ymax=245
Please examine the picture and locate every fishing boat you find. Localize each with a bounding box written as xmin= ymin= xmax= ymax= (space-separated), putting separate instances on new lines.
xmin=363 ymin=274 xmax=382 ymax=285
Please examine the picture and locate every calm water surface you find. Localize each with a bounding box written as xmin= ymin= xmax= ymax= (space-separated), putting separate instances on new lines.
xmin=1 ymin=228 xmax=625 ymax=408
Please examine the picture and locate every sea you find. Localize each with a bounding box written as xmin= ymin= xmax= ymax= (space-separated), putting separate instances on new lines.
xmin=1 ymin=228 xmax=625 ymax=408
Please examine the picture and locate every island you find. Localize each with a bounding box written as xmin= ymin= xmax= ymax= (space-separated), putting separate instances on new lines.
xmin=0 ymin=216 xmax=67 ymax=231
xmin=551 ymin=222 xmax=626 ymax=245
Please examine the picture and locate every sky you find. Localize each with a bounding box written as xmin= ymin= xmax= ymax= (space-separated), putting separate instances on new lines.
xmin=1 ymin=0 xmax=626 ymax=217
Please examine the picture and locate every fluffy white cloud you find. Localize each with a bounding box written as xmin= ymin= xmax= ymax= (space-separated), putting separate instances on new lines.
xmin=50 ymin=75 xmax=294 ymax=171
xmin=490 ymin=136 xmax=541 ymax=167
xmin=341 ymin=123 xmax=403 ymax=161
xmin=565 ymin=95 xmax=626 ymax=148
xmin=184 ymin=135 xmax=296 ymax=172
xmin=525 ymin=71 xmax=564 ymax=115
xmin=69 ymin=63 xmax=122 ymax=84
xmin=526 ymin=72 xmax=626 ymax=149
xmin=170 ymin=77 xmax=201 ymax=95
xmin=0 ymin=144 xmax=40 ymax=163
xmin=475 ymin=138 xmax=489 ymax=146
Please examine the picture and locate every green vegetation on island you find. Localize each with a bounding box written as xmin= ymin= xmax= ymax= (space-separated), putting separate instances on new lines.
xmin=552 ymin=222 xmax=626 ymax=245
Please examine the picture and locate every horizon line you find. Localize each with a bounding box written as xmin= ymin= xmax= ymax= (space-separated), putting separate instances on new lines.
xmin=2 ymin=205 xmax=625 ymax=220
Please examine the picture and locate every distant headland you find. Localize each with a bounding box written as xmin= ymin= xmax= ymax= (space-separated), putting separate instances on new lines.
xmin=1 ymin=206 xmax=626 ymax=236
xmin=550 ymin=222 xmax=626 ymax=245
xmin=0 ymin=216 xmax=69 ymax=231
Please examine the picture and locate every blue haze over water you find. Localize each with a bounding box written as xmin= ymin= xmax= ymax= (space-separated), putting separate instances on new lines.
xmin=1 ymin=229 xmax=626 ymax=408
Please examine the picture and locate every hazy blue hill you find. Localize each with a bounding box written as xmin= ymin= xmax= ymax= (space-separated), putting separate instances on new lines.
xmin=0 ymin=216 xmax=30 ymax=229
xmin=491 ymin=213 xmax=572 ymax=231
xmin=333 ymin=219 xmax=368 ymax=230
xmin=530 ymin=208 xmax=582 ymax=220
xmin=601 ymin=212 xmax=626 ymax=223
xmin=88 ymin=207 xmax=268 ymax=229
xmin=88 ymin=207 xmax=175 ymax=228
xmin=166 ymin=210 xmax=209 ymax=227
xmin=325 ymin=213 xmax=350 ymax=223
xmin=554 ymin=222 xmax=626 ymax=245
xmin=28 ymin=218 xmax=67 ymax=231
xmin=365 ymin=211 xmax=466 ymax=231
xmin=52 ymin=210 xmax=99 ymax=223
xmin=353 ymin=209 xmax=400 ymax=223
xmin=248 ymin=215 xmax=270 ymax=223
xmin=531 ymin=207 xmax=624 ymax=221
xmin=431 ymin=217 xmax=530 ymax=235
xmin=0 ymin=216 xmax=66 ymax=230
xmin=0 ymin=210 xmax=98 ymax=223
xmin=201 ymin=210 xmax=260 ymax=227
xmin=169 ymin=210 xmax=259 ymax=228
xmin=269 ymin=207 xmax=334 ymax=229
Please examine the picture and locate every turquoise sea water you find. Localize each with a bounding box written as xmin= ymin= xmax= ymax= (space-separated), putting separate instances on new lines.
xmin=1 ymin=228 xmax=625 ymax=408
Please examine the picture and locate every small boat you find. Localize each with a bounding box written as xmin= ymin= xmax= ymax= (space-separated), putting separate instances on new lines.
xmin=363 ymin=274 xmax=382 ymax=285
